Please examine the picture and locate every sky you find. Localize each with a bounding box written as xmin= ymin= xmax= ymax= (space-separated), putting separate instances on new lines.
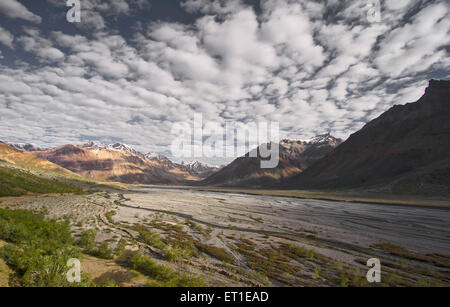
xmin=0 ymin=0 xmax=449 ymax=163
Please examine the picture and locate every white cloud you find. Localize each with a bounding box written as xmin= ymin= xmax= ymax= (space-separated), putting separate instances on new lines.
xmin=385 ymin=0 xmax=412 ymax=11
xmin=261 ymin=1 xmax=326 ymax=71
xmin=375 ymin=2 xmax=450 ymax=77
xmin=0 ymin=0 xmax=448 ymax=161
xmin=181 ymin=0 xmax=245 ymax=15
xmin=17 ymin=28 xmax=65 ymax=63
xmin=0 ymin=26 xmax=14 ymax=48
xmin=0 ymin=0 xmax=41 ymax=23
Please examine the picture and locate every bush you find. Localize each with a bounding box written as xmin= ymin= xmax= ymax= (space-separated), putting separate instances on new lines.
xmin=194 ymin=242 xmax=235 ymax=264
xmin=0 ymin=208 xmax=92 ymax=287
xmin=134 ymin=226 xmax=165 ymax=249
xmin=91 ymin=242 xmax=114 ymax=260
xmin=130 ymin=253 xmax=206 ymax=287
xmin=77 ymin=229 xmax=96 ymax=252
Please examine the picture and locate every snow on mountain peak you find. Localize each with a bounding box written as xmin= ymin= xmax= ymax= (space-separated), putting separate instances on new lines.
xmin=82 ymin=141 xmax=141 ymax=156
xmin=308 ymin=133 xmax=340 ymax=144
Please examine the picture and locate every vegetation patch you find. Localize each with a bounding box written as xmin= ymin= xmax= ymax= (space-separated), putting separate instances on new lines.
xmin=130 ymin=252 xmax=206 ymax=287
xmin=0 ymin=209 xmax=92 ymax=286
xmin=105 ymin=211 xmax=117 ymax=224
xmin=372 ymin=243 xmax=450 ymax=268
xmin=0 ymin=166 xmax=84 ymax=197
xmin=194 ymin=241 xmax=235 ymax=264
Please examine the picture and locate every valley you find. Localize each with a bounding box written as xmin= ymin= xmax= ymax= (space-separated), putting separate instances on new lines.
xmin=1 ymin=185 xmax=448 ymax=287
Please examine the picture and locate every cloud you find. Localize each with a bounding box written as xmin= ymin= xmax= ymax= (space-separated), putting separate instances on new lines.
xmin=385 ymin=0 xmax=412 ymax=11
xmin=0 ymin=26 xmax=14 ymax=48
xmin=374 ymin=2 xmax=450 ymax=77
xmin=17 ymin=28 xmax=65 ymax=62
xmin=0 ymin=0 xmax=41 ymax=23
xmin=181 ymin=0 xmax=245 ymax=15
xmin=0 ymin=0 xmax=448 ymax=163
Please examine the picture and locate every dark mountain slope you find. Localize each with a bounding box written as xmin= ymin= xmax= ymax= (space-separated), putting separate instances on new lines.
xmin=285 ymin=80 xmax=450 ymax=196
xmin=201 ymin=135 xmax=342 ymax=187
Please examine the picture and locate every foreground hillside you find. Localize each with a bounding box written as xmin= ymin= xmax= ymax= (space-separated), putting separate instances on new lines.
xmin=201 ymin=135 xmax=341 ymax=187
xmin=0 ymin=142 xmax=76 ymax=177
xmin=285 ymin=80 xmax=450 ymax=196
xmin=0 ymin=166 xmax=83 ymax=197
xmin=0 ymin=142 xmax=116 ymax=197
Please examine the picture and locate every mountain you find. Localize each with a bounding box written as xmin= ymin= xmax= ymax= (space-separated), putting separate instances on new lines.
xmin=200 ymin=135 xmax=342 ymax=187
xmin=181 ymin=161 xmax=221 ymax=179
xmin=8 ymin=143 xmax=46 ymax=152
xmin=284 ymin=79 xmax=450 ymax=196
xmin=0 ymin=141 xmax=78 ymax=177
xmin=31 ymin=142 xmax=218 ymax=184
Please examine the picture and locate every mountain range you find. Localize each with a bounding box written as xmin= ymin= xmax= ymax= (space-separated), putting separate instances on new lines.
xmin=1 ymin=79 xmax=448 ymax=196
xmin=201 ymin=134 xmax=342 ymax=187
xmin=26 ymin=142 xmax=219 ymax=184
xmin=285 ymin=79 xmax=450 ymax=196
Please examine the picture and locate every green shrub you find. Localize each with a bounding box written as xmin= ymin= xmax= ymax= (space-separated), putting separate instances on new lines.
xmin=134 ymin=226 xmax=165 ymax=249
xmin=77 ymin=229 xmax=96 ymax=252
xmin=105 ymin=211 xmax=117 ymax=224
xmin=194 ymin=242 xmax=235 ymax=264
xmin=0 ymin=208 xmax=92 ymax=287
xmin=91 ymin=242 xmax=114 ymax=260
xmin=130 ymin=252 xmax=206 ymax=287
xmin=116 ymin=239 xmax=127 ymax=256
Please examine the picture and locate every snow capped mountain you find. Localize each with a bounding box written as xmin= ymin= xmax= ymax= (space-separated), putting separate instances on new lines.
xmin=308 ymin=133 xmax=341 ymax=145
xmin=182 ymin=160 xmax=220 ymax=170
xmin=82 ymin=141 xmax=143 ymax=156
xmin=202 ymin=135 xmax=342 ymax=187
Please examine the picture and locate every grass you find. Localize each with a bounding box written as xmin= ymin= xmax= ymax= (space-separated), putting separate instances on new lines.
xmin=105 ymin=211 xmax=117 ymax=224
xmin=135 ymin=226 xmax=165 ymax=250
xmin=0 ymin=166 xmax=83 ymax=197
xmin=371 ymin=243 xmax=450 ymax=268
xmin=185 ymin=220 xmax=210 ymax=237
xmin=129 ymin=252 xmax=206 ymax=287
xmin=146 ymin=221 xmax=199 ymax=260
xmin=77 ymin=229 xmax=114 ymax=259
xmin=194 ymin=241 xmax=235 ymax=264
xmin=0 ymin=208 xmax=92 ymax=286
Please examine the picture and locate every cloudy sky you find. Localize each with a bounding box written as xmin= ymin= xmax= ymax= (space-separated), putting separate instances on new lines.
xmin=0 ymin=0 xmax=449 ymax=162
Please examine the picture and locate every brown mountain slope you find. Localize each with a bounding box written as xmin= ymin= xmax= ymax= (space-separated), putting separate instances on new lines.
xmin=0 ymin=141 xmax=78 ymax=177
xmin=31 ymin=143 xmax=216 ymax=184
xmin=285 ymin=79 xmax=450 ymax=196
xmin=201 ymin=135 xmax=342 ymax=187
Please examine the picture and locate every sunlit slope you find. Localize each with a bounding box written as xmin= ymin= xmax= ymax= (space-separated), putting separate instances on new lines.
xmin=0 ymin=141 xmax=79 ymax=178
xmin=0 ymin=166 xmax=83 ymax=197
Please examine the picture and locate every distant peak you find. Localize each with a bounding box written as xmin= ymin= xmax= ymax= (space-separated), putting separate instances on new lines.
xmin=8 ymin=143 xmax=45 ymax=152
xmin=309 ymin=133 xmax=341 ymax=144
xmin=145 ymin=152 xmax=169 ymax=160
xmin=82 ymin=141 xmax=141 ymax=155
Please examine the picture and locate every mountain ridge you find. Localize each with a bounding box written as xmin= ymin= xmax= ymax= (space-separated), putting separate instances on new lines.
xmin=284 ymin=79 xmax=450 ymax=196
xmin=29 ymin=142 xmax=219 ymax=184
xmin=200 ymin=135 xmax=342 ymax=187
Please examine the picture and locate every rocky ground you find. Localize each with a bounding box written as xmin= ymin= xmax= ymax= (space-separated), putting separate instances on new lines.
xmin=1 ymin=186 xmax=449 ymax=287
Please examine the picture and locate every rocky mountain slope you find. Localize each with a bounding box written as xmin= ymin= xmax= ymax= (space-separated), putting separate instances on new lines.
xmin=285 ymin=80 xmax=450 ymax=196
xmin=31 ymin=142 xmax=218 ymax=184
xmin=0 ymin=141 xmax=78 ymax=177
xmin=201 ymin=134 xmax=342 ymax=187
xmin=181 ymin=161 xmax=221 ymax=179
